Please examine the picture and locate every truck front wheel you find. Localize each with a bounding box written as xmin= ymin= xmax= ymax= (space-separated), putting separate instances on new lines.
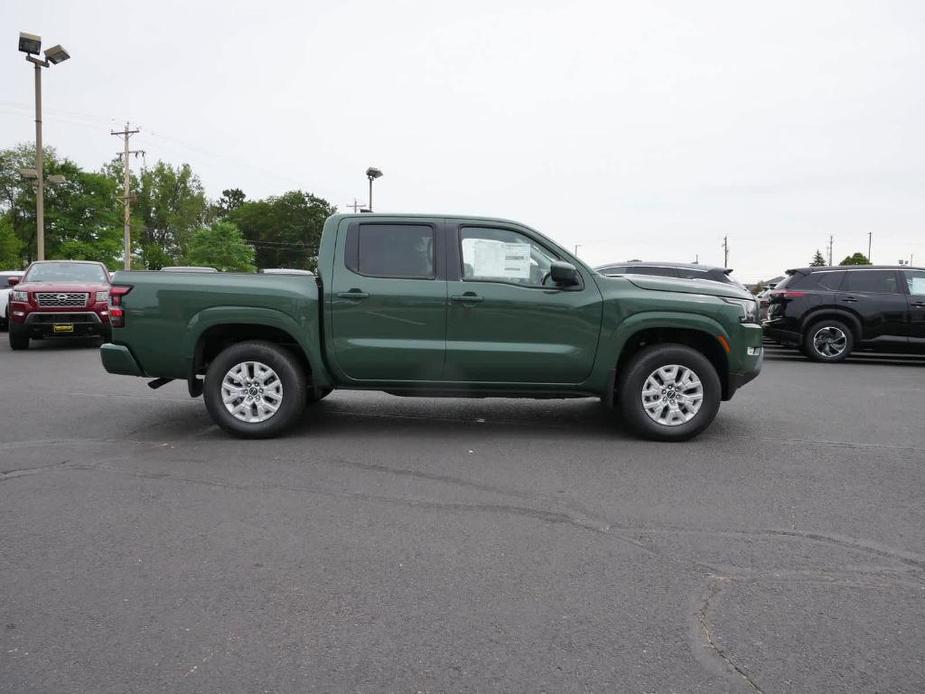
xmin=8 ymin=325 xmax=29 ymax=351
xmin=204 ymin=340 xmax=307 ymax=438
xmin=616 ymin=344 xmax=721 ymax=442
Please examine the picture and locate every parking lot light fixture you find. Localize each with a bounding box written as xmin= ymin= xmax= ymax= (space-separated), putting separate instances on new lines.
xmin=19 ymin=31 xmax=71 ymax=261
xmin=18 ymin=32 xmax=41 ymax=54
xmin=44 ymin=44 xmax=70 ymax=64
xmin=366 ymin=167 xmax=383 ymax=212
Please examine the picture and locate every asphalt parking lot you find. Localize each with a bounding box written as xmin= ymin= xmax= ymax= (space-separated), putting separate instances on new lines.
xmin=1 ymin=338 xmax=923 ymax=693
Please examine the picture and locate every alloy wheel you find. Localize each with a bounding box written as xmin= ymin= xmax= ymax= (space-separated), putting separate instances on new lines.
xmin=221 ymin=361 xmax=284 ymax=423
xmin=813 ymin=326 xmax=848 ymax=358
xmin=640 ymin=364 xmax=704 ymax=426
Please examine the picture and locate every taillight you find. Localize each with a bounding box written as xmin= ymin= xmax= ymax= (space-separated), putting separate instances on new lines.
xmin=770 ymin=290 xmax=807 ymax=300
xmin=109 ymin=285 xmax=132 ymax=327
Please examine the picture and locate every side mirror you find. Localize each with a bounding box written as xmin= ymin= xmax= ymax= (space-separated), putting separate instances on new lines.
xmin=550 ymin=261 xmax=580 ymax=287
xmin=8 ymin=276 xmax=20 ymax=287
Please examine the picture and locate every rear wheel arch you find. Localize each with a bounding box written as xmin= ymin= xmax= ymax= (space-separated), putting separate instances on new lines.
xmin=801 ymin=308 xmax=862 ymax=341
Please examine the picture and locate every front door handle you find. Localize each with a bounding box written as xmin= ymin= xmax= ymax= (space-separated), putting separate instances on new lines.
xmin=450 ymin=293 xmax=483 ymax=305
xmin=840 ymin=296 xmax=858 ymax=303
xmin=913 ymin=302 xmax=925 ymax=309
xmin=336 ymin=290 xmax=369 ymax=300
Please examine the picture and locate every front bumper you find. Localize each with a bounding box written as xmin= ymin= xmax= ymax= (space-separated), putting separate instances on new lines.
xmin=724 ymin=323 xmax=763 ymax=400
xmin=16 ymin=311 xmax=111 ymax=338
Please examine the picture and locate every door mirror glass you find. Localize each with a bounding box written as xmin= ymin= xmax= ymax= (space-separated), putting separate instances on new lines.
xmin=550 ymin=261 xmax=580 ymax=287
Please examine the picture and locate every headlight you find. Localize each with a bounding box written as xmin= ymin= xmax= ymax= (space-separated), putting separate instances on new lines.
xmin=96 ymin=290 xmax=109 ymax=302
xmin=11 ymin=290 xmax=28 ymax=302
xmin=722 ymin=297 xmax=759 ymax=323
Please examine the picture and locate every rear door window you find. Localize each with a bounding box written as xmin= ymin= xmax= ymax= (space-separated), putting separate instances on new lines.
xmin=346 ymin=224 xmax=435 ymax=279
xmin=842 ymin=270 xmax=900 ymax=294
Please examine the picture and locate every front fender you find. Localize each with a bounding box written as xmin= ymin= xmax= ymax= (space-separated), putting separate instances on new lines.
xmin=184 ymin=306 xmax=331 ymax=387
xmin=608 ymin=311 xmax=728 ymax=360
xmin=589 ymin=310 xmax=730 ymax=389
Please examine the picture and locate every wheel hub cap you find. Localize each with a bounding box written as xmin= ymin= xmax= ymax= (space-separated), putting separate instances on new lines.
xmin=813 ymin=327 xmax=847 ymax=357
xmin=641 ymin=364 xmax=704 ymax=426
xmin=221 ymin=361 xmax=283 ymax=423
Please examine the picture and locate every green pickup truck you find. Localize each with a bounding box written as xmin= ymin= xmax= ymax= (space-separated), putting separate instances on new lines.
xmin=101 ymin=214 xmax=763 ymax=441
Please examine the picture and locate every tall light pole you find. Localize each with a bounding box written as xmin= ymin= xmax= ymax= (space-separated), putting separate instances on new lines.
xmin=366 ymin=167 xmax=382 ymax=212
xmin=18 ymin=32 xmax=70 ymax=261
xmin=867 ymin=232 xmax=872 ymax=263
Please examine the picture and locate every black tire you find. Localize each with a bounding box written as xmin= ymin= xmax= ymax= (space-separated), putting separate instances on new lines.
xmin=8 ymin=325 xmax=29 ymax=351
xmin=203 ymin=340 xmax=307 ymax=438
xmin=617 ymin=344 xmax=721 ymax=442
xmin=803 ymin=319 xmax=853 ymax=363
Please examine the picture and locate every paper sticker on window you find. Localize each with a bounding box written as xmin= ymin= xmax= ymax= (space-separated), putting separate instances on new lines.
xmin=910 ymin=277 xmax=925 ymax=295
xmin=467 ymin=239 xmax=531 ymax=279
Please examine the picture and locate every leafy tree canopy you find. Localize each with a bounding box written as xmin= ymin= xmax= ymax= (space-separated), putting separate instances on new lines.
xmin=839 ymin=252 xmax=871 ymax=266
xmin=229 ymin=190 xmax=336 ymax=271
xmin=186 ymin=221 xmax=255 ymax=272
xmin=0 ymin=216 xmax=23 ymax=268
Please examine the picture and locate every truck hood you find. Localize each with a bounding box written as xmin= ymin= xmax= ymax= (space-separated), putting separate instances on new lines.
xmin=15 ymin=282 xmax=110 ymax=293
xmin=605 ymin=273 xmax=754 ymax=300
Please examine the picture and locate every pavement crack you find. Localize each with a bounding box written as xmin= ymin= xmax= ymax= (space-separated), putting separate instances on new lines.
xmin=694 ymin=576 xmax=764 ymax=693
xmin=0 ymin=459 xmax=70 ymax=481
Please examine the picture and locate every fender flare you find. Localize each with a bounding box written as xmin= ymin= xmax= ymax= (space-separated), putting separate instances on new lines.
xmin=184 ymin=306 xmax=331 ymax=387
xmin=600 ymin=311 xmax=730 ymax=369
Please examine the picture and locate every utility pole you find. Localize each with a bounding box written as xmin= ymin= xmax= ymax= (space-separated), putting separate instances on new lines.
xmin=344 ymin=197 xmax=368 ymax=214
xmin=111 ymin=123 xmax=142 ymax=270
xmin=574 ymin=244 xmax=581 ymax=256
xmin=828 ymin=235 xmax=834 ymax=266
xmin=722 ymin=236 xmax=729 ymax=267
xmin=867 ymin=232 xmax=872 ymax=263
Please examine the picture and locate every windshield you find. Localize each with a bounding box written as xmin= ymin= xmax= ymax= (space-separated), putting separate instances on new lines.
xmin=25 ymin=262 xmax=108 ymax=284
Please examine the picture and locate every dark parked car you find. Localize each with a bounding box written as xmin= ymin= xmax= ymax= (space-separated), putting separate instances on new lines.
xmin=763 ymin=265 xmax=925 ymax=361
xmin=595 ymin=262 xmax=745 ymax=288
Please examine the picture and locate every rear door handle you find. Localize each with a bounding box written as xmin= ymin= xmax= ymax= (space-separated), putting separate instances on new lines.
xmin=840 ymin=296 xmax=858 ymax=303
xmin=336 ymin=290 xmax=369 ymax=300
xmin=913 ymin=302 xmax=925 ymax=309
xmin=450 ymin=293 xmax=483 ymax=304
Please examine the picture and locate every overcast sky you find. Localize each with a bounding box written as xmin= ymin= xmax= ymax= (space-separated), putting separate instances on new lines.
xmin=3 ymin=0 xmax=924 ymax=281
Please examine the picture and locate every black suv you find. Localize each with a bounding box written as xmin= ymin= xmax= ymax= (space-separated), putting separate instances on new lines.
xmin=763 ymin=265 xmax=925 ymax=361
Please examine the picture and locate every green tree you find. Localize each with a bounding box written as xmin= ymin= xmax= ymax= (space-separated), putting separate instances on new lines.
xmin=810 ymin=250 xmax=826 ymax=266
xmin=1 ymin=144 xmax=122 ymax=267
xmin=229 ymin=191 xmax=336 ymax=270
xmin=131 ymin=161 xmax=208 ymax=269
xmin=0 ymin=216 xmax=23 ymax=268
xmin=211 ymin=188 xmax=246 ymax=219
xmin=839 ymin=252 xmax=870 ymax=266
xmin=186 ymin=221 xmax=255 ymax=272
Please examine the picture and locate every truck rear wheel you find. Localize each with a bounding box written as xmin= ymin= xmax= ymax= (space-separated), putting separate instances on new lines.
xmin=616 ymin=344 xmax=721 ymax=441
xmin=204 ymin=340 xmax=307 ymax=438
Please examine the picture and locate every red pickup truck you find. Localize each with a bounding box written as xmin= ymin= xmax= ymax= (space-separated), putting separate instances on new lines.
xmin=7 ymin=260 xmax=112 ymax=350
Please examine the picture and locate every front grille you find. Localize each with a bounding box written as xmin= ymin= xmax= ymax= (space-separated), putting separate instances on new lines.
xmin=36 ymin=292 xmax=88 ymax=308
